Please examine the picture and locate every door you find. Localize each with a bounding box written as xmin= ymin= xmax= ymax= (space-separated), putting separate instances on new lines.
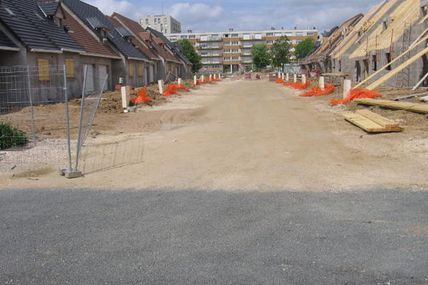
xmin=98 ymin=65 xmax=108 ymax=91
xmin=84 ymin=64 xmax=95 ymax=93
xmin=149 ymin=65 xmax=154 ymax=83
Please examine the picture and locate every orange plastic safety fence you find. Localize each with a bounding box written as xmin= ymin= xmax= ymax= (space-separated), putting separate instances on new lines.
xmin=132 ymin=88 xmax=152 ymax=103
xmin=284 ymin=81 xmax=311 ymax=90
xmin=330 ymin=88 xmax=382 ymax=106
xmin=276 ymin=78 xmax=285 ymax=84
xmin=163 ymin=84 xmax=179 ymax=97
xmin=300 ymin=84 xmax=335 ymax=97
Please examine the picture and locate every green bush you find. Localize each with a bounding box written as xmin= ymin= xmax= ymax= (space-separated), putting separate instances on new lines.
xmin=0 ymin=122 xmax=28 ymax=150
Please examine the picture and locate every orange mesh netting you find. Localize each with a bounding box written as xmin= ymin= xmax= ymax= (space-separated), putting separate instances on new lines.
xmin=330 ymin=89 xmax=382 ymax=106
xmin=163 ymin=84 xmax=180 ymax=97
xmin=284 ymin=81 xmax=311 ymax=90
xmin=300 ymin=84 xmax=335 ymax=97
xmin=276 ymin=78 xmax=285 ymax=84
xmin=132 ymin=88 xmax=152 ymax=103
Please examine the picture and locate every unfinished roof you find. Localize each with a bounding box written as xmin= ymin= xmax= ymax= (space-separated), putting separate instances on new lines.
xmin=350 ymin=0 xmax=422 ymax=59
xmin=0 ymin=0 xmax=82 ymax=53
xmin=111 ymin=12 xmax=181 ymax=64
xmin=302 ymin=13 xmax=363 ymax=65
xmin=63 ymin=0 xmax=148 ymax=61
xmin=331 ymin=0 xmax=398 ymax=60
xmin=62 ymin=9 xmax=119 ymax=59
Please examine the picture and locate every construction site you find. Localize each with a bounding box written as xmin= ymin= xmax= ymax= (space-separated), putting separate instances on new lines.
xmin=0 ymin=0 xmax=428 ymax=284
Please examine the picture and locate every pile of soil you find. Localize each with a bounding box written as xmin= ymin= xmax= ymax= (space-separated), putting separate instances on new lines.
xmin=99 ymin=91 xmax=123 ymax=114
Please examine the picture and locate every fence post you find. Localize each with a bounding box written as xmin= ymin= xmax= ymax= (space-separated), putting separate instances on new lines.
xmin=193 ymin=75 xmax=197 ymax=85
xmin=343 ymin=79 xmax=352 ymax=99
xmin=63 ymin=65 xmax=73 ymax=174
xmin=319 ymin=76 xmax=325 ymax=90
xmin=26 ymin=66 xmax=36 ymax=143
xmin=158 ymin=79 xmax=164 ymax=94
xmin=74 ymin=65 xmax=88 ymax=173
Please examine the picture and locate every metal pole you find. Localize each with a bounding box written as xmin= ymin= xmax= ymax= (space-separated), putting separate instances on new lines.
xmin=63 ymin=65 xmax=73 ymax=173
xmin=26 ymin=66 xmax=36 ymax=143
xmin=75 ymin=65 xmax=88 ymax=171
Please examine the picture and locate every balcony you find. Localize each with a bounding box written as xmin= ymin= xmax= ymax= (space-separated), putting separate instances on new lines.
xmin=199 ymin=45 xmax=222 ymax=50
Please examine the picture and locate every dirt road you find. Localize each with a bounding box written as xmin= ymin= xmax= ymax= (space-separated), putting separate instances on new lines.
xmin=1 ymin=79 xmax=427 ymax=190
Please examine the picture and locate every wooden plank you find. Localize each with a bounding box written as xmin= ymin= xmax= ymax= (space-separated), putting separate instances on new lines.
xmin=367 ymin=46 xmax=428 ymax=90
xmin=393 ymin=91 xmax=428 ymax=101
xmin=343 ymin=112 xmax=388 ymax=133
xmin=355 ymin=98 xmax=428 ymax=114
xmin=355 ymin=109 xmax=400 ymax=129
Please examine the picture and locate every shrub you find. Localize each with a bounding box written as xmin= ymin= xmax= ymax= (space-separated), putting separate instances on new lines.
xmin=0 ymin=122 xmax=28 ymax=150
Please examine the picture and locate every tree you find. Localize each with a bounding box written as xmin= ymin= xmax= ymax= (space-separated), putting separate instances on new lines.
xmin=176 ymin=39 xmax=202 ymax=73
xmin=270 ymin=37 xmax=291 ymax=67
xmin=252 ymin=44 xmax=271 ymax=70
xmin=294 ymin=38 xmax=315 ymax=59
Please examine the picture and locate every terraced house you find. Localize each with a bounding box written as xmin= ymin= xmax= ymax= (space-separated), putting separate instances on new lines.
xmin=0 ymin=0 xmax=192 ymax=102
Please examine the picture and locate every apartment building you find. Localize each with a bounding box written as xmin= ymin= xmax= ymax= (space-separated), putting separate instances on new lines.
xmin=140 ymin=15 xmax=181 ymax=34
xmin=167 ymin=29 xmax=318 ymax=73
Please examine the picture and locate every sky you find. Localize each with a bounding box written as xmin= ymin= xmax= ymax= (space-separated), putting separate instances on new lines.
xmin=83 ymin=0 xmax=382 ymax=33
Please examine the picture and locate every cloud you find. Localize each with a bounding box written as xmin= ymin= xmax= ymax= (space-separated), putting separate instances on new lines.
xmin=83 ymin=0 xmax=134 ymax=16
xmin=169 ymin=3 xmax=223 ymax=27
xmin=82 ymin=0 xmax=382 ymax=33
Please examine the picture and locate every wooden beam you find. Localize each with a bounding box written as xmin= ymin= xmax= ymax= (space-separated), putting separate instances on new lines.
xmin=355 ymin=98 xmax=428 ymax=114
xmin=355 ymin=33 xmax=428 ymax=88
xmin=367 ymin=46 xmax=428 ymax=90
xmin=394 ymin=91 xmax=428 ymax=101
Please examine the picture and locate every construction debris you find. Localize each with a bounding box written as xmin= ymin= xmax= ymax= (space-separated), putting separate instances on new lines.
xmin=355 ymin=98 xmax=428 ymax=114
xmin=343 ymin=110 xmax=402 ymax=133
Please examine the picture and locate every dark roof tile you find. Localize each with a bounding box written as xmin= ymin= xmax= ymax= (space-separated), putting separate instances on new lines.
xmin=0 ymin=29 xmax=17 ymax=49
xmin=63 ymin=0 xmax=147 ymax=60
xmin=0 ymin=0 xmax=82 ymax=52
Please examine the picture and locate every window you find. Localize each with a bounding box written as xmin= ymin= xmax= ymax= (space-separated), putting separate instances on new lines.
xmin=138 ymin=64 xmax=144 ymax=77
xmin=372 ymin=55 xmax=377 ymax=71
xmin=65 ymin=58 xmax=74 ymax=78
xmin=385 ymin=53 xmax=392 ymax=70
xmin=129 ymin=63 xmax=135 ymax=77
xmin=4 ymin=7 xmax=15 ymax=16
xmin=37 ymin=58 xmax=50 ymax=81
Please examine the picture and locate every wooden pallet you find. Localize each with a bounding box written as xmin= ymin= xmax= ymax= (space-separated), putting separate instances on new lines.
xmin=343 ymin=110 xmax=402 ymax=133
xmin=355 ymin=98 xmax=428 ymax=114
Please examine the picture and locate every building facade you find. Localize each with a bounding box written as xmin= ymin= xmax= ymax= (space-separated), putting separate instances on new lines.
xmin=140 ymin=15 xmax=181 ymax=34
xmin=167 ymin=29 xmax=318 ymax=73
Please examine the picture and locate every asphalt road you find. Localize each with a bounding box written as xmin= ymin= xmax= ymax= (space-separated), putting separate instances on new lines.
xmin=0 ymin=188 xmax=427 ymax=284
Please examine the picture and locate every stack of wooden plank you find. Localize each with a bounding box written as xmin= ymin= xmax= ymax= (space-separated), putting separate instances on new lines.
xmin=343 ymin=109 xmax=403 ymax=133
xmin=354 ymin=98 xmax=428 ymax=114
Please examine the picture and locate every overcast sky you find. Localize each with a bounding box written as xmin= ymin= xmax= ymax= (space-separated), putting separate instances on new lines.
xmin=83 ymin=0 xmax=381 ymax=32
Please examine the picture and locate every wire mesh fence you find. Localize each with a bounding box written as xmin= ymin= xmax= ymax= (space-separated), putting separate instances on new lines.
xmin=0 ymin=64 xmax=146 ymax=177
xmin=0 ymin=65 xmax=69 ymax=173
